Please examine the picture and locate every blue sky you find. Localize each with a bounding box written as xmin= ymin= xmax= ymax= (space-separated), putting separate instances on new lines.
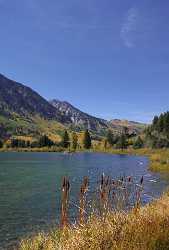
xmin=0 ymin=0 xmax=168 ymax=123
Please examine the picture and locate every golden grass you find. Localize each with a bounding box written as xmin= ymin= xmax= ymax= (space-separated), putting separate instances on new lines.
xmin=12 ymin=136 xmax=34 ymax=142
xmin=19 ymin=192 xmax=169 ymax=250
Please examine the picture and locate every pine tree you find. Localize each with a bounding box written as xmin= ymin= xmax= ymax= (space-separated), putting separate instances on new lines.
xmin=71 ymin=132 xmax=78 ymax=150
xmin=62 ymin=130 xmax=70 ymax=148
xmin=82 ymin=130 xmax=91 ymax=149
xmin=164 ymin=112 xmax=169 ymax=136
xmin=153 ymin=115 xmax=159 ymax=127
xmin=38 ymin=135 xmax=53 ymax=147
xmin=106 ymin=130 xmax=114 ymax=146
xmin=133 ymin=136 xmax=144 ymax=149
xmin=122 ymin=126 xmax=129 ymax=136
xmin=116 ymin=134 xmax=127 ymax=150
xmin=0 ymin=139 xmax=3 ymax=148
xmin=158 ymin=114 xmax=164 ymax=132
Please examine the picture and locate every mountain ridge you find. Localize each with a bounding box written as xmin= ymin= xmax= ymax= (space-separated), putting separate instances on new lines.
xmin=0 ymin=74 xmax=64 ymax=121
xmin=0 ymin=73 xmax=145 ymax=139
xmin=50 ymin=99 xmax=108 ymax=132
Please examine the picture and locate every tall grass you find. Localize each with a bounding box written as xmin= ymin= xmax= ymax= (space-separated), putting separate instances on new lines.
xmin=79 ymin=176 xmax=89 ymax=224
xmin=19 ymin=191 xmax=169 ymax=250
xmin=19 ymin=175 xmax=165 ymax=250
xmin=60 ymin=177 xmax=70 ymax=228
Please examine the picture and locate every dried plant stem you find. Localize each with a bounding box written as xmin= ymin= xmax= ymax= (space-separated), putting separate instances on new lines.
xmin=79 ymin=176 xmax=89 ymax=224
xmin=60 ymin=177 xmax=70 ymax=228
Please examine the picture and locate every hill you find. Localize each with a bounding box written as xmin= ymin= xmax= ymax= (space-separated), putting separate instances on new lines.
xmin=50 ymin=99 xmax=108 ymax=132
xmin=0 ymin=74 xmax=67 ymax=139
xmin=0 ymin=74 xmax=145 ymax=140
xmin=109 ymin=119 xmax=146 ymax=134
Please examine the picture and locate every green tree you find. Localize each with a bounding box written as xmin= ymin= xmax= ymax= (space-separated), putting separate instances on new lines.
xmin=122 ymin=126 xmax=129 ymax=138
xmin=71 ymin=132 xmax=78 ymax=150
xmin=153 ymin=115 xmax=159 ymax=127
xmin=26 ymin=141 xmax=31 ymax=148
xmin=18 ymin=140 xmax=26 ymax=148
xmin=62 ymin=130 xmax=70 ymax=148
xmin=116 ymin=134 xmax=127 ymax=150
xmin=133 ymin=136 xmax=144 ymax=149
xmin=38 ymin=135 xmax=54 ymax=147
xmin=106 ymin=130 xmax=114 ymax=146
xmin=82 ymin=130 xmax=92 ymax=149
xmin=158 ymin=114 xmax=164 ymax=133
xmin=31 ymin=141 xmax=39 ymax=148
xmin=0 ymin=139 xmax=3 ymax=148
xmin=11 ymin=139 xmax=19 ymax=148
xmin=163 ymin=112 xmax=169 ymax=136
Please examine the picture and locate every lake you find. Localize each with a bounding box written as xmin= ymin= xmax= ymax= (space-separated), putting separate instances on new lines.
xmin=0 ymin=152 xmax=169 ymax=249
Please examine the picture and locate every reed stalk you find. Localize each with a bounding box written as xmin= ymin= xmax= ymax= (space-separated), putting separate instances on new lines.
xmin=60 ymin=177 xmax=70 ymax=228
xmin=79 ymin=176 xmax=89 ymax=224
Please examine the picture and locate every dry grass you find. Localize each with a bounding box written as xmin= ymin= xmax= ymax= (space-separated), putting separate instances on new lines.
xmin=19 ymin=192 xmax=169 ymax=250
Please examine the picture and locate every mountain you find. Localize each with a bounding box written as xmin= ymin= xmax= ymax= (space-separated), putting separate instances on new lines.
xmin=0 ymin=74 xmax=68 ymax=139
xmin=0 ymin=74 xmax=65 ymax=121
xmin=0 ymin=73 xmax=145 ymax=140
xmin=50 ymin=100 xmax=145 ymax=135
xmin=50 ymin=99 xmax=108 ymax=132
xmin=109 ymin=119 xmax=146 ymax=134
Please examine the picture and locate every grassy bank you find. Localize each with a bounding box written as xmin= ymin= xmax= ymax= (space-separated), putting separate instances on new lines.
xmin=19 ymin=192 xmax=169 ymax=250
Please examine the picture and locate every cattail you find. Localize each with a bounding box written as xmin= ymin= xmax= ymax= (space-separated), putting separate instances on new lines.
xmin=128 ymin=176 xmax=131 ymax=182
xmin=99 ymin=174 xmax=111 ymax=216
xmin=79 ymin=176 xmax=89 ymax=224
xmin=60 ymin=177 xmax=70 ymax=228
xmin=112 ymin=191 xmax=116 ymax=199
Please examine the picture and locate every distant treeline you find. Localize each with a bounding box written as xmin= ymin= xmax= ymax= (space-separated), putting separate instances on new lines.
xmin=2 ymin=129 xmax=92 ymax=150
xmin=104 ymin=127 xmax=143 ymax=150
xmin=105 ymin=111 xmax=169 ymax=150
xmin=1 ymin=111 xmax=169 ymax=150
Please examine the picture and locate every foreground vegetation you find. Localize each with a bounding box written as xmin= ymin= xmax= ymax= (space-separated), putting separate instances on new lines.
xmin=19 ymin=191 xmax=169 ymax=250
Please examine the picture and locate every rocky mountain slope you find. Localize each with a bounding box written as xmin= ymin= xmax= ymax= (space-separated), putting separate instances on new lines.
xmin=0 ymin=73 xmax=145 ymax=139
xmin=50 ymin=100 xmax=145 ymax=134
xmin=50 ymin=99 xmax=108 ymax=132
xmin=0 ymin=74 xmax=65 ymax=121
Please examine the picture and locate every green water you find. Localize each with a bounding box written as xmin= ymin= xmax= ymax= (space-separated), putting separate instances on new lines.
xmin=0 ymin=152 xmax=168 ymax=249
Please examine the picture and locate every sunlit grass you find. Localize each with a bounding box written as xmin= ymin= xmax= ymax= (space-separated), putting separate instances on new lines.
xmin=19 ymin=192 xmax=169 ymax=250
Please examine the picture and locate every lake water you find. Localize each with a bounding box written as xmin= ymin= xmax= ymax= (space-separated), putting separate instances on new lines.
xmin=0 ymin=152 xmax=169 ymax=249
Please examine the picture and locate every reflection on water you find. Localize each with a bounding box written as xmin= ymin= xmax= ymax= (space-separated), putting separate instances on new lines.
xmin=0 ymin=152 xmax=168 ymax=249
